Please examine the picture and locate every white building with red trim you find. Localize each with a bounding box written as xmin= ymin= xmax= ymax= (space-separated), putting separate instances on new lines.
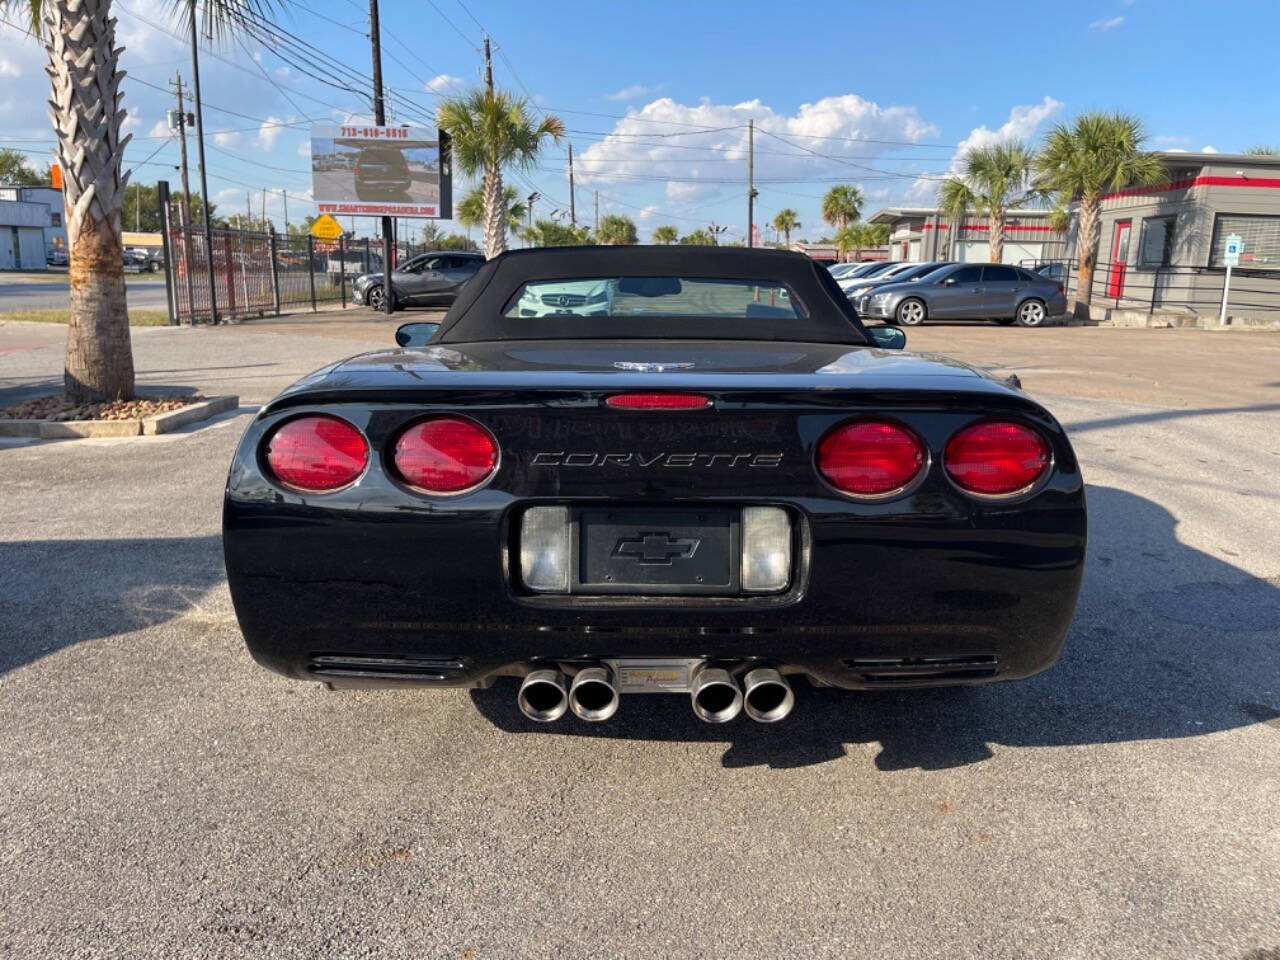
xmin=867 ymin=206 xmax=1065 ymax=265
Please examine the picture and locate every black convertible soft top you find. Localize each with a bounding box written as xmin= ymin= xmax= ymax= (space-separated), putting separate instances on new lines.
xmin=435 ymin=245 xmax=869 ymax=346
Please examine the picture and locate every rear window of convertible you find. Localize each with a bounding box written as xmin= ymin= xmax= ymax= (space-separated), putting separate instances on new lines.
xmin=502 ymin=276 xmax=808 ymax=320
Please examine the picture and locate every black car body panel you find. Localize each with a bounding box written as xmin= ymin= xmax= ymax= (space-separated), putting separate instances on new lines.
xmin=224 ymin=247 xmax=1086 ymax=698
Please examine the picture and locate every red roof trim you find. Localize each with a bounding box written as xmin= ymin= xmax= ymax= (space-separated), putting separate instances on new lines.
xmin=1101 ymin=174 xmax=1280 ymax=201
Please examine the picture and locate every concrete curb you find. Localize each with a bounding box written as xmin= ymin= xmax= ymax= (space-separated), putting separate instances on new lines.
xmin=0 ymin=395 xmax=239 ymax=439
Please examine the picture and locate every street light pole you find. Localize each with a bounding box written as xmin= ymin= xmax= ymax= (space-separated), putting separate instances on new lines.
xmin=746 ymin=119 xmax=757 ymax=248
xmin=187 ymin=0 xmax=219 ymax=324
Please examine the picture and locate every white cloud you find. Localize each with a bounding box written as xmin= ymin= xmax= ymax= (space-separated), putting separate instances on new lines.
xmin=907 ymin=96 xmax=1063 ymax=201
xmin=1154 ymin=134 xmax=1191 ymax=146
xmin=1201 ymin=145 xmax=1219 ymax=154
xmin=636 ymin=204 xmax=661 ymax=221
xmin=426 ymin=74 xmax=464 ymax=94
xmin=1090 ymin=15 xmax=1125 ymax=29
xmin=120 ymin=108 xmax=143 ymax=135
xmin=0 ymin=57 xmax=21 ymax=78
xmin=296 ymin=139 xmax=311 ymax=158
xmin=577 ymin=93 xmax=939 ymax=210
xmin=256 ymin=117 xmax=286 ymax=151
xmin=607 ymin=84 xmax=653 ymax=102
xmin=147 ymin=120 xmax=172 ymax=139
xmin=214 ymin=131 xmax=242 ymax=148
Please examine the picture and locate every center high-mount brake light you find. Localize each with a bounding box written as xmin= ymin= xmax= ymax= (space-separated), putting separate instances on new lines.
xmin=944 ymin=421 xmax=1050 ymax=496
xmin=606 ymin=393 xmax=710 ymax=410
xmin=264 ymin=415 xmax=369 ymax=493
xmin=815 ymin=419 xmax=925 ymax=497
xmin=393 ymin=416 xmax=499 ymax=494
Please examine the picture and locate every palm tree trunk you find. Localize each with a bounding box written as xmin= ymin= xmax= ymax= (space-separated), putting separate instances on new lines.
xmin=1075 ymin=196 xmax=1101 ymax=313
xmin=482 ymin=165 xmax=506 ymax=259
xmin=989 ymin=211 xmax=1004 ymax=265
xmin=46 ymin=0 xmax=134 ymax=402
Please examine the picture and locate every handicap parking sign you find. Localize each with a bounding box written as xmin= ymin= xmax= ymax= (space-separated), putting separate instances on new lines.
xmin=1224 ymin=234 xmax=1243 ymax=267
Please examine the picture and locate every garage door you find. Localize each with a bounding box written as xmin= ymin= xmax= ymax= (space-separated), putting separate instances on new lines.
xmin=954 ymin=240 xmax=1043 ymax=264
xmin=954 ymin=240 xmax=989 ymax=263
xmin=1002 ymin=241 xmax=1043 ymax=265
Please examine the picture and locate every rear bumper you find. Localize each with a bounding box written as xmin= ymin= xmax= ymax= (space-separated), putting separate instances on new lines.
xmin=224 ymin=498 xmax=1085 ymax=692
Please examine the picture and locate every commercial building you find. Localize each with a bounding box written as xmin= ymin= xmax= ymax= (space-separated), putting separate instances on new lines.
xmin=867 ymin=207 xmax=1065 ymax=264
xmin=1063 ymin=151 xmax=1280 ymax=316
xmin=0 ymin=184 xmax=67 ymax=266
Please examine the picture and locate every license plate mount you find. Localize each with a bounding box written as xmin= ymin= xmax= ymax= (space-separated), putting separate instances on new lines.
xmin=576 ymin=507 xmax=739 ymax=595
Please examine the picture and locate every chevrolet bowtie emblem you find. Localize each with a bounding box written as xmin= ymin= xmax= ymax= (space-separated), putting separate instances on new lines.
xmin=613 ymin=532 xmax=700 ymax=565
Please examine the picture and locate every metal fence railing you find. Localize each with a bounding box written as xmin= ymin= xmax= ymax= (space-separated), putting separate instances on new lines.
xmin=164 ymin=225 xmax=395 ymax=324
xmin=1020 ymin=258 xmax=1280 ymax=318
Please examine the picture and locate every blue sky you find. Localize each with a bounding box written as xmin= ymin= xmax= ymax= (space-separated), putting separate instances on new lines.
xmin=1 ymin=0 xmax=1275 ymax=243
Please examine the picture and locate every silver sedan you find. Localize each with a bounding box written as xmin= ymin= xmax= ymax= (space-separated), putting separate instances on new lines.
xmin=857 ymin=262 xmax=1068 ymax=327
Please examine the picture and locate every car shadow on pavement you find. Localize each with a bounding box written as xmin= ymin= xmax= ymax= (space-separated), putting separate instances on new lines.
xmin=0 ymin=535 xmax=226 ymax=675
xmin=471 ymin=484 xmax=1280 ymax=770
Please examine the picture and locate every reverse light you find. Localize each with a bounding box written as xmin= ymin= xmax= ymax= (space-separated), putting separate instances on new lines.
xmin=605 ymin=393 xmax=710 ymax=410
xmin=741 ymin=506 xmax=791 ymax=592
xmin=264 ymin=415 xmax=368 ymax=493
xmin=393 ymin=416 xmax=498 ymax=493
xmin=944 ymin=421 xmax=1050 ymax=496
xmin=520 ymin=506 xmax=570 ymax=592
xmin=816 ymin=419 xmax=925 ymax=497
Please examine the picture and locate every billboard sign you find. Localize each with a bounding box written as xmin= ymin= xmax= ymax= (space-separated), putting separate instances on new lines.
xmin=310 ymin=124 xmax=451 ymax=219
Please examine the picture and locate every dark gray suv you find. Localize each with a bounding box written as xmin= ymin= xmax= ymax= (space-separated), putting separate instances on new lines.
xmin=856 ymin=263 xmax=1067 ymax=327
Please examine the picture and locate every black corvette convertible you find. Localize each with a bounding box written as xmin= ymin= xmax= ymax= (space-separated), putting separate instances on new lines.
xmin=223 ymin=246 xmax=1086 ymax=724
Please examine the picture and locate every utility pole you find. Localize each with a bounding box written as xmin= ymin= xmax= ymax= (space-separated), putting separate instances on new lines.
xmin=173 ymin=72 xmax=192 ymax=226
xmin=370 ymin=0 xmax=393 ymax=315
xmin=709 ymin=222 xmax=727 ymax=246
xmin=527 ymin=192 xmax=539 ymax=241
xmin=568 ymin=143 xmax=576 ymax=227
xmin=261 ymin=188 xmax=267 ymax=231
xmin=245 ymin=191 xmax=252 ymax=231
xmin=283 ymin=190 xmax=289 ymax=234
xmin=746 ymin=119 xmax=757 ymax=248
xmin=484 ymin=34 xmax=493 ymax=91
xmin=187 ymin=0 xmax=219 ymax=323
xmin=594 ymin=191 xmax=599 ymax=233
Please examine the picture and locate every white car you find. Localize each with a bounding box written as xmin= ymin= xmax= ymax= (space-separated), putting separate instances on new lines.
xmin=513 ymin=279 xmax=614 ymax=317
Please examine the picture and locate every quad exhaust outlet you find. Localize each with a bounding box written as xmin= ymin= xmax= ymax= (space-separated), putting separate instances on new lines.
xmin=569 ymin=666 xmax=620 ymax=722
xmin=690 ymin=667 xmax=743 ymax=723
xmin=741 ymin=667 xmax=795 ymax=723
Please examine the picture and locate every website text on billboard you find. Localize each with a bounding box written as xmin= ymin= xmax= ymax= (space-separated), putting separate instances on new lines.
xmin=310 ymin=124 xmax=452 ymax=220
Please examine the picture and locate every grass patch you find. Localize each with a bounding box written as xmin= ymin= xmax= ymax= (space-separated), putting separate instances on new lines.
xmin=0 ymin=308 xmax=172 ymax=326
xmin=0 ymin=271 xmax=165 ymax=284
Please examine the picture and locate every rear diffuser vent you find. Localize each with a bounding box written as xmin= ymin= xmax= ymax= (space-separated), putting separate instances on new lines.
xmin=843 ymin=655 xmax=999 ymax=684
xmin=308 ymin=654 xmax=467 ymax=682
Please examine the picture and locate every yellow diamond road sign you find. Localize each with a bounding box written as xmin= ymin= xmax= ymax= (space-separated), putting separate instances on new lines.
xmin=310 ymin=214 xmax=344 ymax=242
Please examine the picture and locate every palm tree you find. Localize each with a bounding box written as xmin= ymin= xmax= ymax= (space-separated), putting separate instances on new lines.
xmin=833 ymin=222 xmax=888 ymax=262
xmin=595 ymin=214 xmax=637 ymax=245
xmin=771 ymin=209 xmax=800 ymax=248
xmin=939 ymin=141 xmax=1035 ymax=266
xmin=1035 ymin=112 xmax=1164 ymax=309
xmin=821 ymin=185 xmax=863 ymax=239
xmin=1244 ymin=146 xmax=1280 ymax=155
xmin=437 ymin=88 xmax=564 ymax=259
xmin=458 ymin=184 xmax=527 ymax=236
xmin=6 ymin=0 xmax=289 ymax=401
xmin=679 ymin=229 xmax=715 ymax=246
xmin=651 ymin=225 xmax=679 ymax=245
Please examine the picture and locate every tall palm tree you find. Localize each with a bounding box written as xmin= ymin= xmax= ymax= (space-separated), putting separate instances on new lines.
xmin=458 ymin=184 xmax=527 ymax=236
xmin=834 ymin=222 xmax=887 ymax=262
xmin=771 ymin=209 xmax=800 ymax=248
xmin=821 ymin=185 xmax=863 ymax=237
xmin=1035 ymin=112 xmax=1164 ymax=309
xmin=437 ymin=88 xmax=564 ymax=259
xmin=595 ymin=214 xmax=637 ymax=245
xmin=5 ymin=0 xmax=286 ymax=401
xmin=651 ymin=225 xmax=679 ymax=245
xmin=939 ymin=141 xmax=1034 ymax=266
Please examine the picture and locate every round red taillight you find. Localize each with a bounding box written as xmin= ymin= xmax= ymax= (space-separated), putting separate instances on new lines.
xmin=393 ymin=416 xmax=498 ymax=493
xmin=944 ymin=421 xmax=1050 ymax=496
xmin=264 ymin=415 xmax=369 ymax=493
xmin=816 ymin=420 xmax=925 ymax=497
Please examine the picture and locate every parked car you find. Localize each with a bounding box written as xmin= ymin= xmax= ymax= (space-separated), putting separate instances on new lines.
xmin=354 ymin=147 xmax=412 ymax=201
xmin=46 ymin=249 xmax=68 ymax=266
xmin=856 ymin=263 xmax=1067 ymax=327
xmin=836 ymin=260 xmax=900 ymax=292
xmin=352 ymin=251 xmax=484 ymax=311
xmin=512 ymin=278 xmax=614 ymax=317
xmin=827 ymin=262 xmax=863 ymax=280
xmin=224 ymin=245 xmax=1085 ymax=725
xmin=124 ymin=247 xmax=162 ymax=272
xmin=843 ymin=261 xmax=953 ymax=303
xmin=1035 ymin=262 xmax=1068 ymax=283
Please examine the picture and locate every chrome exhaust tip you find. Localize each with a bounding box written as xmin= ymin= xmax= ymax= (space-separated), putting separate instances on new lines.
xmin=517 ymin=669 xmax=569 ymax=722
xmin=690 ymin=667 xmax=742 ymax=723
xmin=569 ymin=666 xmax=620 ymax=722
xmin=742 ymin=667 xmax=794 ymax=723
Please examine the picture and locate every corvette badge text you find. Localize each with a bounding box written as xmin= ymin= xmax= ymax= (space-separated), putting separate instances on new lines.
xmin=531 ymin=452 xmax=783 ymax=468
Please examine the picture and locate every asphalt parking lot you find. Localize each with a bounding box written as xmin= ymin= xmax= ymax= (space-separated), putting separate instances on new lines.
xmin=1 ymin=313 xmax=1278 ymax=958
